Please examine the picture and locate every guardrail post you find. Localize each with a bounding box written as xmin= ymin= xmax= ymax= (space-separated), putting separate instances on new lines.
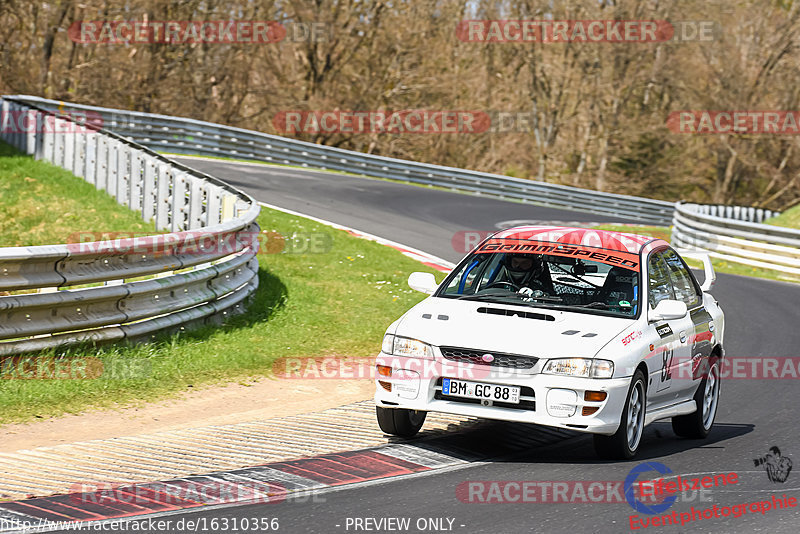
xmin=34 ymin=111 xmax=45 ymax=159
xmin=53 ymin=117 xmax=65 ymax=167
xmin=129 ymin=149 xmax=143 ymax=212
xmin=73 ymin=128 xmax=85 ymax=178
xmin=96 ymin=135 xmax=108 ymax=191
xmin=107 ymin=139 xmax=120 ymax=199
xmin=221 ymin=194 xmax=237 ymax=222
xmin=206 ymin=185 xmax=222 ymax=225
xmin=64 ymin=125 xmax=74 ymax=171
xmin=142 ymin=157 xmax=156 ymax=223
xmin=25 ymin=109 xmax=36 ymax=155
xmin=188 ymin=178 xmax=204 ymax=229
xmin=171 ymin=171 xmax=189 ymax=232
xmin=115 ymin=143 xmax=130 ymax=206
xmin=155 ymin=163 xmax=171 ymax=230
xmin=84 ymin=132 xmax=97 ymax=185
xmin=0 ymin=99 xmax=8 ymax=145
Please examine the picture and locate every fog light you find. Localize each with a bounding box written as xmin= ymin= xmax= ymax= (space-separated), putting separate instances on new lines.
xmin=582 ymin=406 xmax=600 ymax=416
xmin=584 ymin=391 xmax=607 ymax=402
xmin=378 ymin=380 xmax=392 ymax=392
xmin=546 ymin=388 xmax=577 ymax=418
xmin=377 ymin=365 xmax=392 ymax=377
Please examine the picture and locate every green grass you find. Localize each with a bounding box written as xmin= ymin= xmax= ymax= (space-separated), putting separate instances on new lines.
xmin=765 ymin=204 xmax=800 ymax=229
xmin=0 ymin=141 xmax=156 ymax=248
xmin=0 ymin=207 xmax=442 ymax=424
xmin=593 ymin=224 xmax=800 ymax=284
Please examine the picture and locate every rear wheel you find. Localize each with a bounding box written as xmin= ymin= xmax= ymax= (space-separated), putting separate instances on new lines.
xmin=594 ymin=370 xmax=646 ymax=460
xmin=672 ymin=357 xmax=720 ymax=438
xmin=376 ymin=406 xmax=426 ymax=437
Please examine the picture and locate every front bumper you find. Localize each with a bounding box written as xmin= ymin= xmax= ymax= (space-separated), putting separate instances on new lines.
xmin=373 ymin=352 xmax=631 ymax=435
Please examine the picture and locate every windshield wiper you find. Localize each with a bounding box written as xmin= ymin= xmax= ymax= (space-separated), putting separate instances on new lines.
xmin=579 ymin=301 xmax=610 ymax=309
xmin=455 ymin=293 xmax=512 ymax=301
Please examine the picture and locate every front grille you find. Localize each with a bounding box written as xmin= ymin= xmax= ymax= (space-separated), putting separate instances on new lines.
xmin=440 ymin=346 xmax=539 ymax=369
xmin=434 ymin=378 xmax=535 ymax=411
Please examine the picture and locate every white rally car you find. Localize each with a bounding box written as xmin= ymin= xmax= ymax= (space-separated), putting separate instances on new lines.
xmin=374 ymin=227 xmax=724 ymax=459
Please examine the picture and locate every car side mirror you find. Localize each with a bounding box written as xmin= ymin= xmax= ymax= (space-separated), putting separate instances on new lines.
xmin=649 ymin=299 xmax=688 ymax=322
xmin=408 ymin=272 xmax=438 ymax=294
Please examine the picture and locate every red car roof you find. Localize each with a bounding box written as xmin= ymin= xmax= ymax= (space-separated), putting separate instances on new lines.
xmin=488 ymin=226 xmax=669 ymax=255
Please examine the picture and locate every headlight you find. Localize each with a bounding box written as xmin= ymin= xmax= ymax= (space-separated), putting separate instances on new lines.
xmin=542 ymin=358 xmax=614 ymax=379
xmin=590 ymin=359 xmax=614 ymax=379
xmin=381 ymin=334 xmax=395 ymax=354
xmin=391 ymin=336 xmax=434 ymax=359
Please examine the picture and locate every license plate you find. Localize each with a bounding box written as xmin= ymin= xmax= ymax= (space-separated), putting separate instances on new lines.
xmin=442 ymin=378 xmax=520 ymax=404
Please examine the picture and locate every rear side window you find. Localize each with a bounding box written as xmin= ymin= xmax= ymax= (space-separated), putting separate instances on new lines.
xmin=647 ymin=252 xmax=674 ymax=309
xmin=662 ymin=248 xmax=701 ymax=308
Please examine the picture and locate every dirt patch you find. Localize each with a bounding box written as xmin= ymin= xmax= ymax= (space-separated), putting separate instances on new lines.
xmin=0 ymin=377 xmax=374 ymax=452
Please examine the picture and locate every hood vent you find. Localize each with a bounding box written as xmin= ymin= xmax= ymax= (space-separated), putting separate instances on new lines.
xmin=477 ymin=307 xmax=555 ymax=322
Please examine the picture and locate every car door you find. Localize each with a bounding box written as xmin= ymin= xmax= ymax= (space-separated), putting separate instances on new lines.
xmin=661 ymin=248 xmax=714 ymax=397
xmin=645 ymin=250 xmax=694 ymax=410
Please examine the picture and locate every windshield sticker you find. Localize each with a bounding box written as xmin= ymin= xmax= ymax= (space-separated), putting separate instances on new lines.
xmin=476 ymin=239 xmax=640 ymax=270
xmin=619 ymin=300 xmax=632 ymax=308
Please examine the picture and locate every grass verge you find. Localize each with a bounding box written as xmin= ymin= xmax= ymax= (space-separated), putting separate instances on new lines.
xmin=765 ymin=204 xmax=800 ymax=229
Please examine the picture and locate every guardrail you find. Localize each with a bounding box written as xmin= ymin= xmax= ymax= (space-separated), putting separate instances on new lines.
xmin=0 ymin=97 xmax=261 ymax=355
xmin=672 ymin=202 xmax=800 ymax=276
xmin=8 ymin=95 xmax=676 ymax=225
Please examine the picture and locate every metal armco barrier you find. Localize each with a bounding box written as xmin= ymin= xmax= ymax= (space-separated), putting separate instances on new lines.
xmin=672 ymin=202 xmax=800 ymax=276
xmin=8 ymin=95 xmax=676 ymax=225
xmin=0 ymin=97 xmax=261 ymax=355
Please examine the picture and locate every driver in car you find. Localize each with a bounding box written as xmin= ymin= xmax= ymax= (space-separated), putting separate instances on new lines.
xmin=500 ymin=253 xmax=555 ymax=296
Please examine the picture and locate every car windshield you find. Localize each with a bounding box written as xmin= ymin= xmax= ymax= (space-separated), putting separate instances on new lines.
xmin=437 ymin=247 xmax=641 ymax=318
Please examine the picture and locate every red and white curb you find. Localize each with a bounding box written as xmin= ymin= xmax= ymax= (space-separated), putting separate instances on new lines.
xmin=0 ymin=444 xmax=467 ymax=532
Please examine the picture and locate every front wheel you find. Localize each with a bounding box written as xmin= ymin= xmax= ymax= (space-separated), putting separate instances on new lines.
xmin=594 ymin=370 xmax=646 ymax=460
xmin=376 ymin=406 xmax=426 ymax=438
xmin=672 ymin=357 xmax=720 ymax=439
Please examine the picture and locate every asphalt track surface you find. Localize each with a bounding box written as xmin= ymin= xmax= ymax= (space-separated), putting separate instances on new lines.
xmin=72 ymin=159 xmax=800 ymax=533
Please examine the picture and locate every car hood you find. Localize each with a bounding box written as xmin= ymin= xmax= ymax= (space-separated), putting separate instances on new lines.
xmin=393 ymin=297 xmax=636 ymax=360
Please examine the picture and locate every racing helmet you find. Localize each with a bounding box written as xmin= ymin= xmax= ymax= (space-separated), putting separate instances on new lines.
xmin=503 ymin=253 xmax=541 ymax=285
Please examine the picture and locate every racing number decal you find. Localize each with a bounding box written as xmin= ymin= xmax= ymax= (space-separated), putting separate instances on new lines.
xmin=661 ymin=348 xmax=674 ymax=382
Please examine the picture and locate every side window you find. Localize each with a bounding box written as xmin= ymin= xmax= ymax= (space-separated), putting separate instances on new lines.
xmin=648 ymin=252 xmax=674 ymax=309
xmin=662 ymin=249 xmax=701 ymax=308
xmin=442 ymin=255 xmax=494 ymax=295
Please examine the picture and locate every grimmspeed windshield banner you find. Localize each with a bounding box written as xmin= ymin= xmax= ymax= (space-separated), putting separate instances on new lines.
xmin=476 ymin=239 xmax=641 ymax=271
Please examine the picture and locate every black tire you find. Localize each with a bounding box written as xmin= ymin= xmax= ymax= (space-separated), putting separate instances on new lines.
xmin=376 ymin=406 xmax=427 ymax=438
xmin=672 ymin=357 xmax=720 ymax=439
xmin=594 ymin=369 xmax=646 ymax=460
